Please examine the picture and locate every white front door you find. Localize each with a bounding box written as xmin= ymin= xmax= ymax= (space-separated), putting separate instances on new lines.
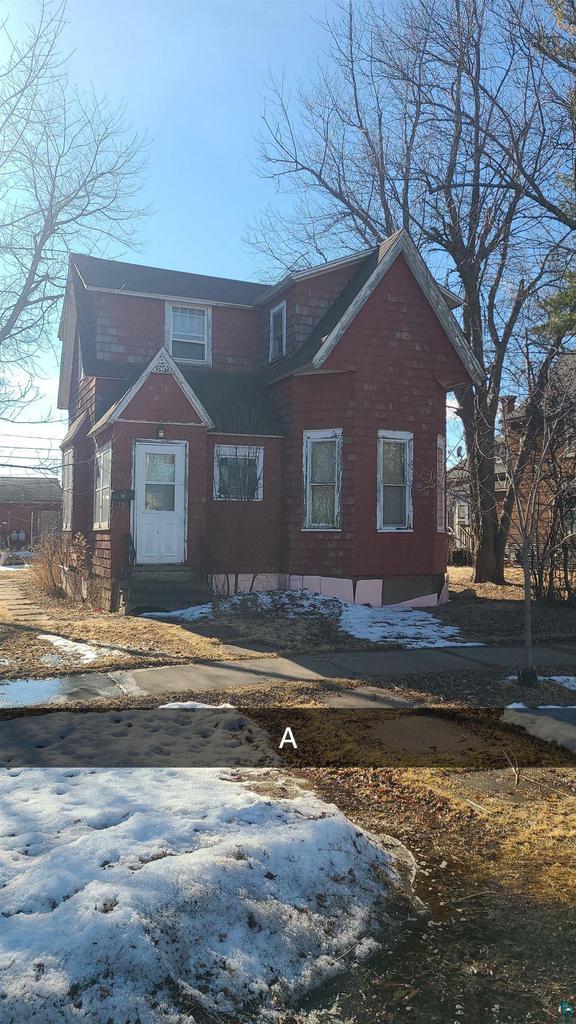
xmin=134 ymin=441 xmax=187 ymax=564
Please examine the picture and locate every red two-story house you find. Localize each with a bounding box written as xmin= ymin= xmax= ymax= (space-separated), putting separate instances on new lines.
xmin=57 ymin=229 xmax=483 ymax=612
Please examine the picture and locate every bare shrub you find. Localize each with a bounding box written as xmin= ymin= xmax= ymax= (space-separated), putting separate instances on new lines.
xmin=30 ymin=532 xmax=66 ymax=598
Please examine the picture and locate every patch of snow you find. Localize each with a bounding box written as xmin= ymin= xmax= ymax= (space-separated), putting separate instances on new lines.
xmin=503 ymin=704 xmax=576 ymax=753
xmin=547 ymin=676 xmax=576 ymax=691
xmin=159 ymin=700 xmax=236 ymax=709
xmin=38 ymin=633 xmax=128 ymax=665
xmin=503 ymin=674 xmax=576 ymax=691
xmin=337 ymin=602 xmax=478 ymax=648
xmin=0 ymin=768 xmax=416 ymax=1022
xmin=144 ymin=589 xmax=477 ymax=649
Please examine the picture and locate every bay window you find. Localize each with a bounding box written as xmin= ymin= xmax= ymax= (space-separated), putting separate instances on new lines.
xmin=303 ymin=429 xmax=342 ymax=530
xmin=377 ymin=430 xmax=413 ymax=531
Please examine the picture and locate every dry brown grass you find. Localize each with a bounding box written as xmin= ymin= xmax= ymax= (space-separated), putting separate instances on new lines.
xmin=305 ymin=763 xmax=576 ymax=1020
xmin=436 ymin=564 xmax=576 ymax=642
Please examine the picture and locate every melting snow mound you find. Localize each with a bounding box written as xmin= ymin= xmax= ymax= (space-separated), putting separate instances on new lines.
xmin=144 ymin=588 xmax=476 ymax=649
xmin=0 ymin=767 xmax=416 ymax=1022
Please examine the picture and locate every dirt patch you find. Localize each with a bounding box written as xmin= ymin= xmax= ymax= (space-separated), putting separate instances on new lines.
xmin=298 ymin=763 xmax=576 ymax=1022
xmin=437 ymin=566 xmax=576 ymax=643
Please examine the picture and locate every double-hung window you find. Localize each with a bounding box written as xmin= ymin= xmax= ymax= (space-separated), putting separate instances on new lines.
xmin=377 ymin=430 xmax=413 ymax=531
xmin=93 ymin=445 xmax=112 ymax=529
xmin=269 ymin=301 xmax=286 ymax=361
xmin=303 ymin=429 xmax=342 ymax=530
xmin=213 ymin=445 xmax=264 ymax=501
xmin=167 ymin=304 xmax=211 ymax=363
xmin=62 ymin=449 xmax=74 ymax=531
xmin=436 ymin=434 xmax=446 ymax=532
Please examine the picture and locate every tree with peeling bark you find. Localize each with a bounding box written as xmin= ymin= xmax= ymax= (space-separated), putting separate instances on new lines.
xmin=0 ymin=1 xmax=147 ymax=422
xmin=248 ymin=0 xmax=575 ymax=582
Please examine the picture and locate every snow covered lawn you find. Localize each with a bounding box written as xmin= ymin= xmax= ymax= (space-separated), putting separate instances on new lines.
xmin=145 ymin=589 xmax=476 ymax=650
xmin=0 ymin=768 xmax=415 ymax=1022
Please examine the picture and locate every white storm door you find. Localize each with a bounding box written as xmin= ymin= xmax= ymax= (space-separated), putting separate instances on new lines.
xmin=134 ymin=441 xmax=187 ymax=564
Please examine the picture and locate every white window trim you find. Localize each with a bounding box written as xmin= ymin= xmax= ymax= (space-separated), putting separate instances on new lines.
xmin=93 ymin=443 xmax=112 ymax=530
xmin=164 ymin=301 xmax=212 ymax=366
xmin=436 ymin=434 xmax=446 ymax=533
xmin=213 ymin=444 xmax=264 ymax=501
xmin=302 ymin=428 xmax=343 ymax=531
xmin=268 ymin=300 xmax=287 ymax=362
xmin=377 ymin=429 xmax=414 ymax=532
xmin=62 ymin=448 xmax=73 ymax=531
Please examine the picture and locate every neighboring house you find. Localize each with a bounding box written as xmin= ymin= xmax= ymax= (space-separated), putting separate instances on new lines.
xmin=56 ymin=228 xmax=483 ymax=611
xmin=0 ymin=477 xmax=62 ymax=548
xmin=447 ymin=440 xmax=508 ymax=555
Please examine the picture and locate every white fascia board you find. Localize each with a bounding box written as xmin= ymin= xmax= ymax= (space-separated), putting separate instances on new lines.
xmin=88 ymin=348 xmax=215 ymax=437
xmin=312 ymin=229 xmax=484 ymax=385
xmin=254 ymin=249 xmax=375 ymax=308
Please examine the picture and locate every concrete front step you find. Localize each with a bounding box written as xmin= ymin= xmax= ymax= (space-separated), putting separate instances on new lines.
xmin=125 ymin=567 xmax=211 ymax=612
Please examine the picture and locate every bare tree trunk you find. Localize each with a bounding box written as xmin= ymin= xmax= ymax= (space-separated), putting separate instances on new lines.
xmin=518 ymin=539 xmax=538 ymax=685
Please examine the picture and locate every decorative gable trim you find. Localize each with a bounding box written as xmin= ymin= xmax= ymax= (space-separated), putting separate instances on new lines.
xmin=312 ymin=229 xmax=484 ymax=385
xmin=87 ymin=348 xmax=215 ymax=437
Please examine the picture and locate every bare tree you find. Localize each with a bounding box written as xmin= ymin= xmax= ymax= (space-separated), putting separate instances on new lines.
xmin=248 ymin=0 xmax=574 ymax=582
xmin=499 ymin=348 xmax=576 ymax=683
xmin=0 ymin=1 xmax=148 ymax=422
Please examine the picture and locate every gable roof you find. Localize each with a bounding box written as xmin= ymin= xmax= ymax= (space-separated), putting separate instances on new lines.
xmin=312 ymin=230 xmax=484 ymax=383
xmin=261 ymin=229 xmax=483 ymax=386
xmin=0 ymin=477 xmax=62 ymax=504
xmin=72 ymin=253 xmax=270 ymax=307
xmin=88 ymin=349 xmax=215 ymax=437
xmin=87 ymin=350 xmax=284 ymax=438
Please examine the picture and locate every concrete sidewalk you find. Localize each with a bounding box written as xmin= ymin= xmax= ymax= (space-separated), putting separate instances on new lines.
xmin=113 ymin=640 xmax=576 ymax=698
xmin=2 ymin=640 xmax=575 ymax=711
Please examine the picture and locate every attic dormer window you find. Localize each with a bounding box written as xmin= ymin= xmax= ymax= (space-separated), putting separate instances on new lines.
xmin=166 ymin=303 xmax=212 ymax=364
xmin=269 ymin=301 xmax=286 ymax=362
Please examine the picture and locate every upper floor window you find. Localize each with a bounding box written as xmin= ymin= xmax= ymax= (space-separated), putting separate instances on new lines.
xmin=62 ymin=448 xmax=73 ymax=531
xmin=93 ymin=444 xmax=112 ymax=529
xmin=377 ymin=430 xmax=413 ymax=531
xmin=303 ymin=429 xmax=342 ymax=530
xmin=213 ymin=444 xmax=264 ymax=501
xmin=269 ymin=301 xmax=286 ymax=362
xmin=166 ymin=303 xmax=212 ymax=364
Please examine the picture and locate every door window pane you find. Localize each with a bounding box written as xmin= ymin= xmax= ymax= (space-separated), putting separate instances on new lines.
xmin=145 ymin=453 xmax=175 ymax=483
xmin=145 ymin=483 xmax=175 ymax=511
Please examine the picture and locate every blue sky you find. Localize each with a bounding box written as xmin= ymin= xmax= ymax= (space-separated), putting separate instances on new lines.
xmin=52 ymin=0 xmax=332 ymax=279
xmin=4 ymin=0 xmax=335 ymax=466
xmin=4 ymin=0 xmax=463 ymax=470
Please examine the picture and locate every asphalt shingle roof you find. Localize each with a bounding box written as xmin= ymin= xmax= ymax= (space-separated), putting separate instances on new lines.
xmin=179 ymin=368 xmax=284 ymax=435
xmin=72 ymin=253 xmax=271 ymax=307
xmin=0 ymin=477 xmax=62 ymax=503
